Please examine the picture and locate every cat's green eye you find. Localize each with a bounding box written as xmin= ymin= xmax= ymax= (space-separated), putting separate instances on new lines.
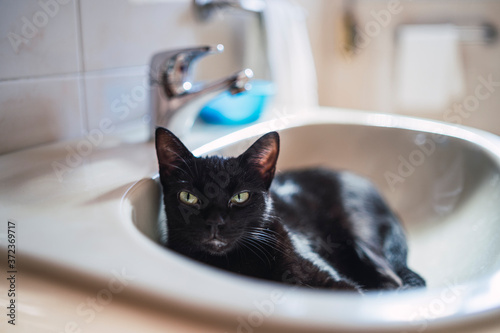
xmin=179 ymin=191 xmax=199 ymax=206
xmin=230 ymin=191 xmax=250 ymax=205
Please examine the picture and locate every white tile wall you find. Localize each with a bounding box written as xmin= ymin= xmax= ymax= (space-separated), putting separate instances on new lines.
xmin=3 ymin=0 xmax=497 ymax=155
xmin=80 ymin=0 xmax=197 ymax=71
xmin=0 ymin=76 xmax=83 ymax=153
xmin=79 ymin=0 xmax=248 ymax=76
xmin=0 ymin=0 xmax=254 ymax=155
xmin=0 ymin=0 xmax=80 ymax=80
xmin=84 ymin=66 xmax=149 ymax=129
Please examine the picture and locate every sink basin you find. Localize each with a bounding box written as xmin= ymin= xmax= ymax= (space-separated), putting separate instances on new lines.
xmin=122 ymin=110 xmax=500 ymax=331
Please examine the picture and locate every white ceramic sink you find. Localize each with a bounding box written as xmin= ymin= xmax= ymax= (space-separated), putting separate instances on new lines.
xmin=3 ymin=108 xmax=500 ymax=332
xmin=123 ymin=110 xmax=500 ymax=332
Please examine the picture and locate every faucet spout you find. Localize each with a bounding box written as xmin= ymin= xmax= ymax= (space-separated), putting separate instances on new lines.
xmin=149 ymin=45 xmax=253 ymax=140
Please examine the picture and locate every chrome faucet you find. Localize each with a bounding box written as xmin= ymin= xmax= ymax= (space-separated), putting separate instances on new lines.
xmin=149 ymin=44 xmax=253 ymax=139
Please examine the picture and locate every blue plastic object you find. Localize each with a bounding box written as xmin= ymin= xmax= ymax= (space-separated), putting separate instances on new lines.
xmin=199 ymin=80 xmax=275 ymax=125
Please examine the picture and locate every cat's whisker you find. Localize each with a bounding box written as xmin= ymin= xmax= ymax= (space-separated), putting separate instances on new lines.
xmin=243 ymin=231 xmax=294 ymax=261
xmin=234 ymin=244 xmax=247 ymax=261
xmin=262 ymin=241 xmax=294 ymax=261
xmin=245 ymin=228 xmax=285 ymax=247
xmin=238 ymin=238 xmax=272 ymax=267
xmin=246 ymin=232 xmax=276 ymax=246
xmin=246 ymin=226 xmax=280 ymax=235
xmin=241 ymin=231 xmax=276 ymax=255
xmin=241 ymin=235 xmax=272 ymax=252
xmin=246 ymin=225 xmax=281 ymax=235
xmin=245 ymin=227 xmax=288 ymax=250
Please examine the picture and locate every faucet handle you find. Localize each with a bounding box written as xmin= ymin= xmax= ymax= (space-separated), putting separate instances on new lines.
xmin=150 ymin=44 xmax=224 ymax=98
xmin=149 ymin=44 xmax=253 ymax=141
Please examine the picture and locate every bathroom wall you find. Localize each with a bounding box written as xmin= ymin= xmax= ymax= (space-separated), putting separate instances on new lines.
xmin=0 ymin=0 xmax=252 ymax=154
xmin=299 ymin=0 xmax=500 ymax=135
xmin=2 ymin=0 xmax=499 ymax=155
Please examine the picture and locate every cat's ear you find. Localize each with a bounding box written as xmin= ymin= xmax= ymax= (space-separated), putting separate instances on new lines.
xmin=155 ymin=127 xmax=194 ymax=176
xmin=240 ymin=131 xmax=280 ymax=188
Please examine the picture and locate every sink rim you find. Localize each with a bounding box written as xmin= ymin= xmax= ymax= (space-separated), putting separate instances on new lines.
xmin=122 ymin=110 xmax=500 ymax=331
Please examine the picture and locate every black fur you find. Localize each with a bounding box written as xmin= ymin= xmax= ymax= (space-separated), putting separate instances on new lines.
xmin=155 ymin=128 xmax=425 ymax=292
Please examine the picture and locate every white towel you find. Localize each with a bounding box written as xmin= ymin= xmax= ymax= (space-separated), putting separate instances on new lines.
xmin=395 ymin=24 xmax=465 ymax=113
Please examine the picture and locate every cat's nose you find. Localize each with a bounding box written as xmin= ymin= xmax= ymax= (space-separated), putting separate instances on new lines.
xmin=206 ymin=215 xmax=225 ymax=227
xmin=206 ymin=216 xmax=225 ymax=236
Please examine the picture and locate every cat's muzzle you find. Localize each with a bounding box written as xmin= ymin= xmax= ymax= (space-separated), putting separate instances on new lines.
xmin=203 ymin=238 xmax=230 ymax=255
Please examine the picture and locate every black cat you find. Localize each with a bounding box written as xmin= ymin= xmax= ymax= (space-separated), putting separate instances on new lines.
xmin=155 ymin=128 xmax=425 ymax=292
